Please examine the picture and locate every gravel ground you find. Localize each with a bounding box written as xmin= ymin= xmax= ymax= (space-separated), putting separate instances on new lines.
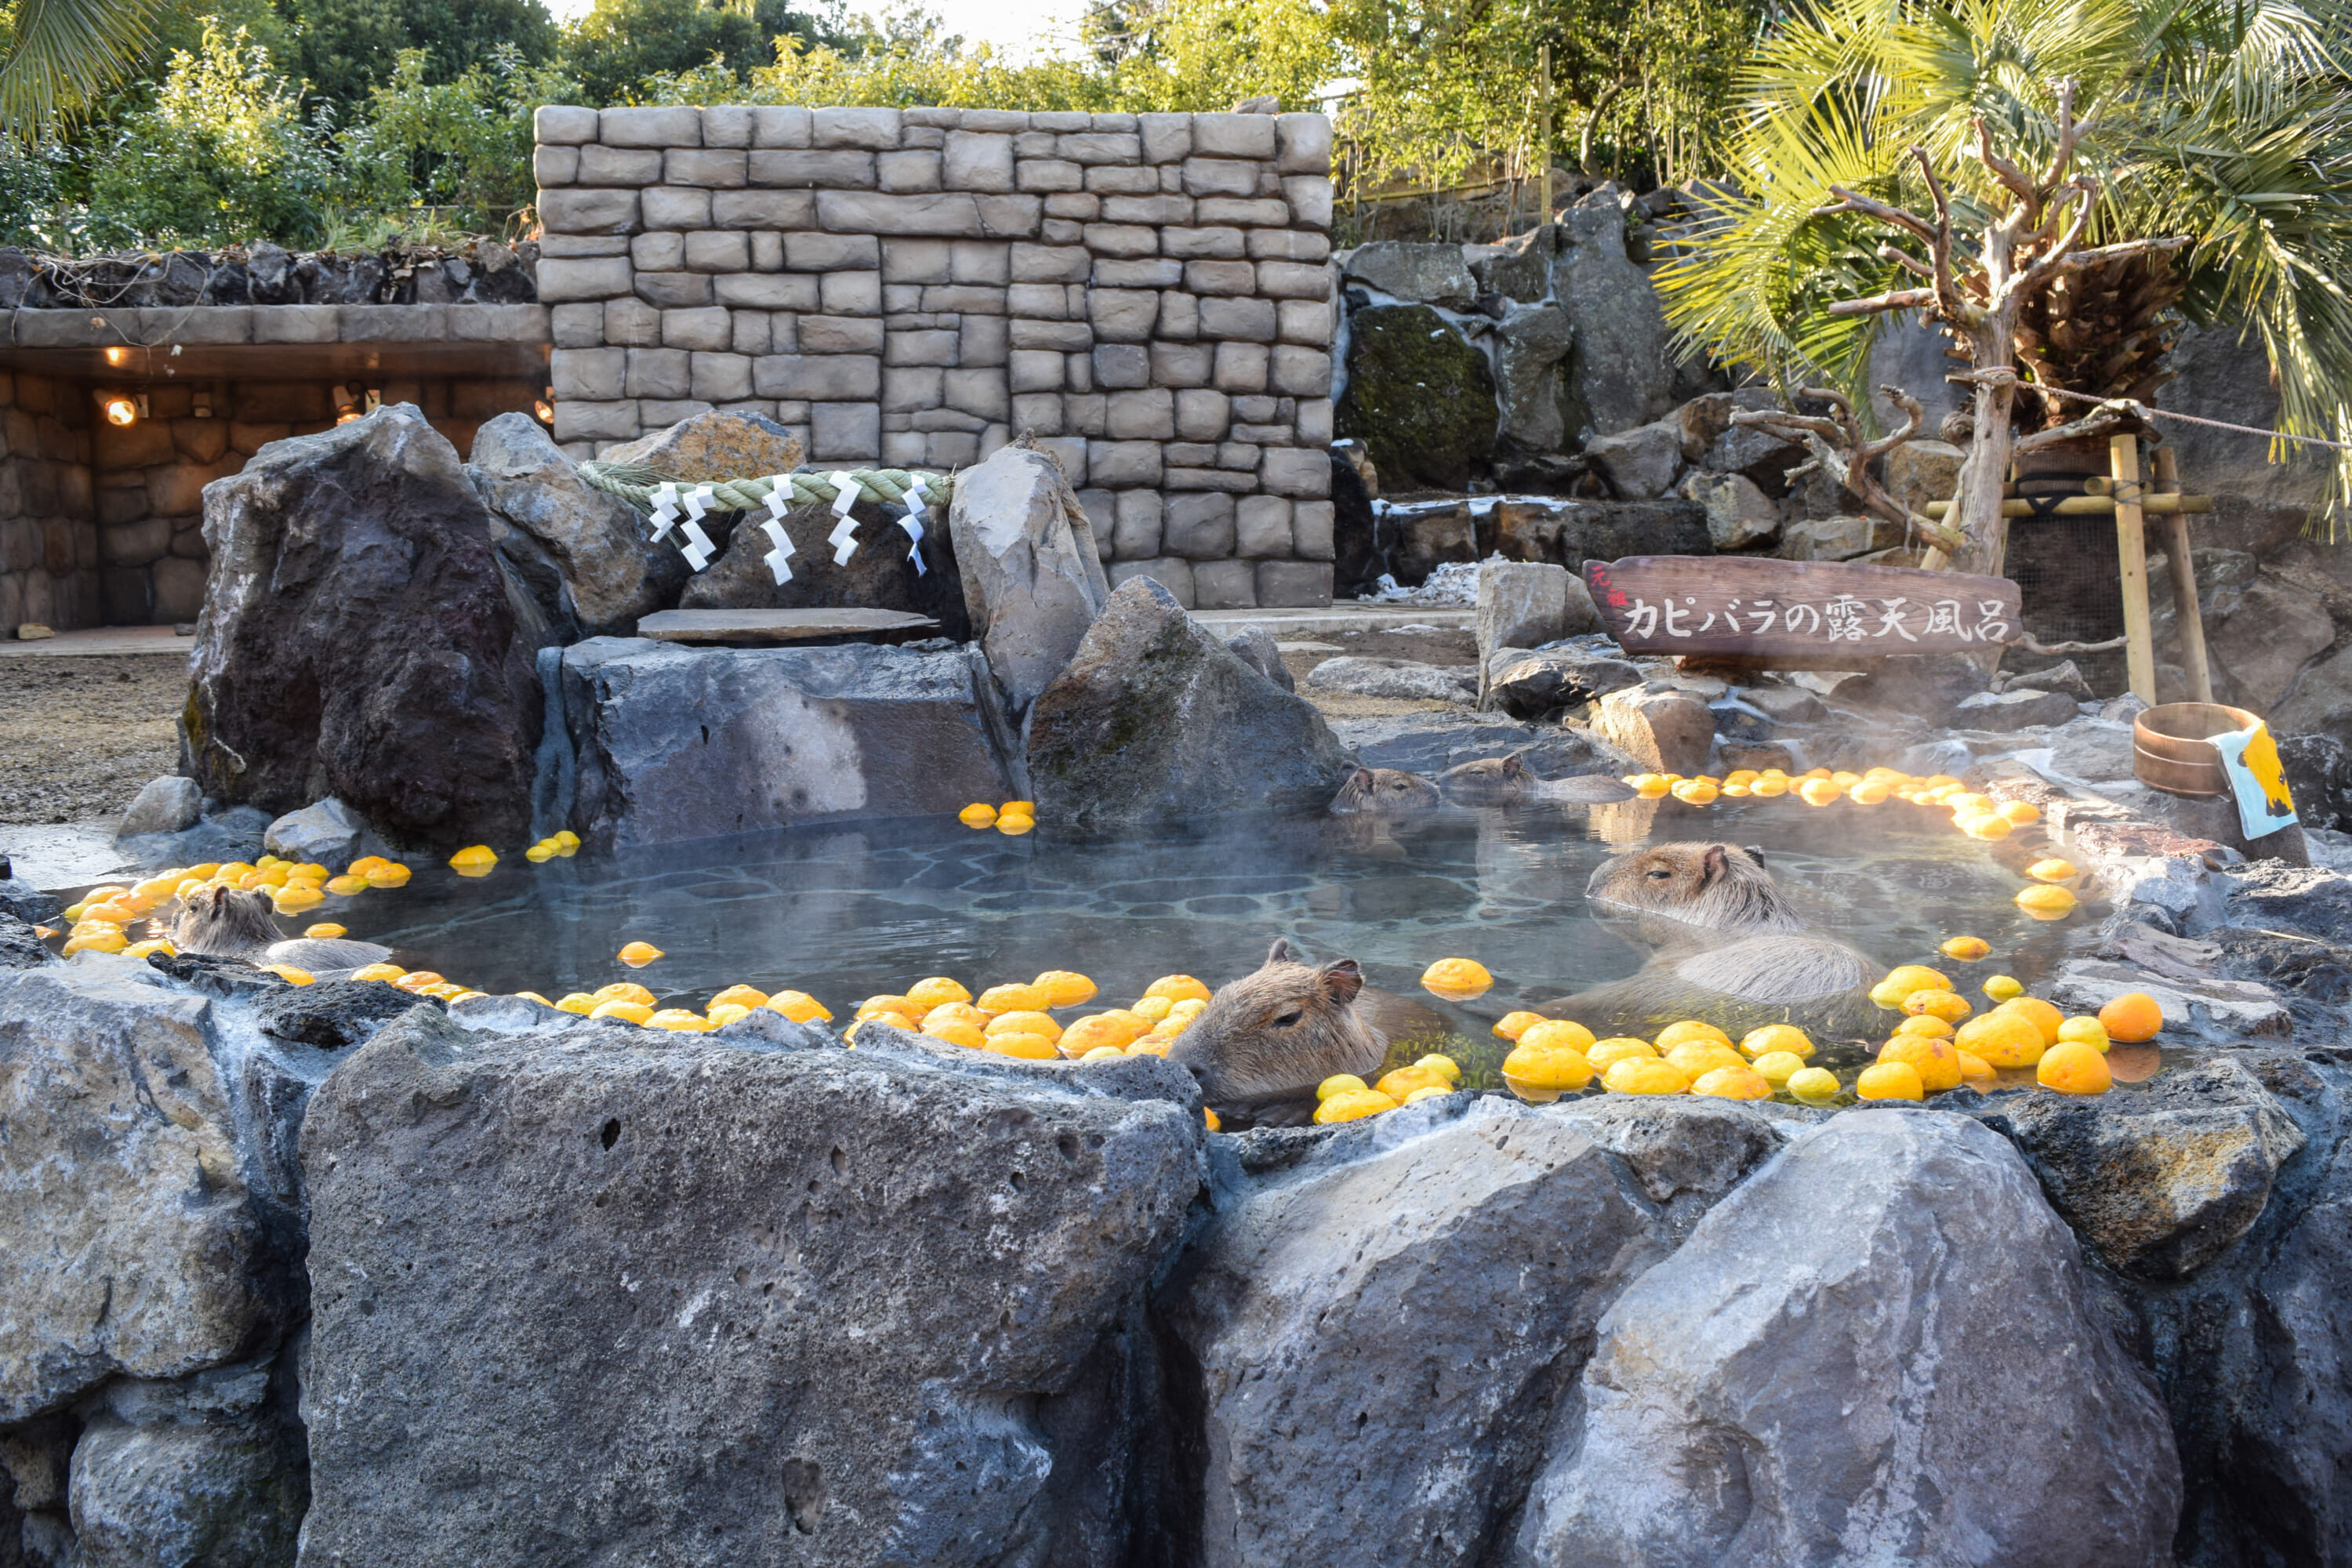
xmin=0 ymin=656 xmax=188 ymax=824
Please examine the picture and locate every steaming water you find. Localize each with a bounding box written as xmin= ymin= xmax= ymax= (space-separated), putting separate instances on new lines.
xmin=333 ymin=794 xmax=2090 ymax=1081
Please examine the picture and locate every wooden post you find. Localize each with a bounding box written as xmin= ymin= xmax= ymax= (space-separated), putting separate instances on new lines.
xmin=2111 ymin=434 xmax=2158 ymax=703
xmin=2153 ymin=444 xmax=2214 ymax=704
xmin=1538 ymin=44 xmax=1554 ymax=223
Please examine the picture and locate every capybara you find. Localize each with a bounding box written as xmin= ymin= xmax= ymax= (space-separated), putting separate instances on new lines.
xmin=1541 ymin=841 xmax=1879 ymax=1042
xmin=1439 ymin=753 xmax=1636 ymax=805
xmin=172 ymin=885 xmax=394 ymax=978
xmin=1330 ymin=766 xmax=1444 ymax=814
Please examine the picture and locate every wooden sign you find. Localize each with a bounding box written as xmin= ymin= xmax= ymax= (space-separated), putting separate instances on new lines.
xmin=1583 ymin=556 xmax=2021 ymax=662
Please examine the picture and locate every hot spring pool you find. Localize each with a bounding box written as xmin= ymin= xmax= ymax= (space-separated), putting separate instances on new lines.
xmin=278 ymin=794 xmax=2098 ymax=1087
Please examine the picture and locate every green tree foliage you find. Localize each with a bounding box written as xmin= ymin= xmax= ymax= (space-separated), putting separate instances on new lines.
xmin=355 ymin=44 xmax=576 ymax=231
xmin=287 ymin=0 xmax=558 ymax=115
xmin=559 ymin=0 xmax=831 ymax=106
xmin=0 ymin=0 xmax=170 ymax=133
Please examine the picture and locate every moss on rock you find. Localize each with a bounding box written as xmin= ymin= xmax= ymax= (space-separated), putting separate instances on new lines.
xmin=1336 ymin=305 xmax=1497 ymax=491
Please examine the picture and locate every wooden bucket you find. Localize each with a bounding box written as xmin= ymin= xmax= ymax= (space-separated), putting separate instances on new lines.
xmin=2134 ymin=702 xmax=2261 ymax=797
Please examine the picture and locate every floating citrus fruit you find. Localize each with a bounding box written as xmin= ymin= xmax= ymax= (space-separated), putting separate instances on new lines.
xmin=2038 ymin=1041 xmax=2113 ymax=1094
xmin=1999 ymin=800 xmax=2042 ymax=825
xmin=1316 ymin=1088 xmax=1398 ymax=1123
xmin=1062 ymin=1011 xmax=1149 ymax=1054
xmin=926 ymin=1021 xmax=988 ymax=1049
xmin=1317 ymin=1073 xmax=1368 ymax=1101
xmin=1143 ymin=975 xmax=1213 ymax=1005
xmin=1666 ymin=1040 xmax=1745 ymax=1080
xmin=987 ymin=1009 xmax=1063 ymax=1043
xmin=1519 ymin=1019 xmax=1595 ymax=1054
xmin=1740 ymin=1023 xmax=1813 ymax=1059
xmin=1799 ymin=778 xmax=1843 ymax=807
xmin=1034 ymin=970 xmax=1098 ymax=1007
xmin=1940 ymin=935 xmax=1991 ymax=961
xmin=1993 ymin=996 xmax=2063 ymax=1045
xmin=1903 ymin=989 xmax=1973 ymax=1023
xmin=710 ymin=984 xmax=768 ymax=1011
xmin=647 ymin=1009 xmax=709 ymax=1032
xmin=1893 ymin=1014 xmax=1955 ymax=1040
xmin=906 ymin=976 xmax=972 ymax=1007
xmin=2016 ymin=884 xmax=2078 ymax=915
xmin=766 ymin=990 xmax=831 ymax=1022
xmin=1878 ymin=1033 xmax=1962 ymax=1093
xmin=325 ymin=875 xmax=370 ymax=895
xmin=1415 ymin=1052 xmax=1462 ymax=1083
xmin=1857 ymin=1061 xmax=1924 ymax=1100
xmin=554 ymin=993 xmax=596 ymax=1014
xmin=593 ymin=981 xmax=655 ymax=1006
xmin=1983 ymin=975 xmax=2024 ymax=1002
xmin=2098 ymin=990 xmax=2164 ymax=1042
xmin=1693 ymin=1065 xmax=1772 ymax=1099
xmin=1656 ymin=1019 xmax=1733 ymax=1051
xmin=304 ymin=923 xmax=347 ymax=938
xmin=959 ymin=803 xmax=998 ymax=827
xmin=1751 ymin=1049 xmax=1806 ymax=1083
xmin=1956 ymin=1010 xmax=2045 ymax=1068
xmin=1605 ymin=1057 xmax=1690 ymax=1094
xmin=448 ymin=845 xmax=497 ymax=870
xmin=1586 ymin=1037 xmax=1656 ymax=1073
xmin=615 ymin=940 xmax=662 ymax=966
xmin=2027 ymin=858 xmax=2078 ymax=882
xmin=996 ymin=815 xmax=1035 ymax=835
xmin=1376 ymin=1065 xmax=1452 ymax=1100
xmin=1958 ymin=812 xmax=2015 ymax=840
xmin=2057 ymin=1015 xmax=2111 ymax=1052
xmin=1502 ymin=1044 xmax=1592 ymax=1095
xmin=706 ymin=1003 xmax=752 ymax=1027
xmin=1421 ymin=957 xmax=1494 ymax=998
xmin=1494 ymin=1011 xmax=1545 ymax=1041
xmin=590 ymin=998 xmax=653 ymax=1024
xmin=1871 ymin=965 xmax=1951 ymax=1009
xmin=1787 ymin=1067 xmax=1840 ymax=1103
xmin=1956 ymin=1049 xmax=1994 ymax=1081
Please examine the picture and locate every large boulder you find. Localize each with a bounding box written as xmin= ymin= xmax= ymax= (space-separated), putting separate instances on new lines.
xmin=1592 ymin=685 xmax=1713 ymax=776
xmin=1026 ymin=577 xmax=1353 ymax=830
xmin=1493 ymin=303 xmax=1577 ymax=457
xmin=1484 ymin=648 xmax=1646 ymax=720
xmin=184 ymin=403 xmax=541 ymax=850
xmin=1327 ymin=710 xmax=1641 ymax=781
xmin=1582 ymin=418 xmax=1683 ymax=500
xmin=1159 ymin=1099 xmax=1662 ymax=1568
xmin=296 ymin=1008 xmax=1205 ymax=1567
xmin=597 ymin=407 xmax=804 ymax=481
xmin=0 ymin=963 xmax=301 ymax=1425
xmin=1551 ymin=190 xmax=1676 ymax=439
xmin=555 ymin=637 xmax=1020 ymax=849
xmin=1302 ymin=656 xmax=1476 ymax=703
xmin=676 ymin=493 xmax=973 ymax=641
xmin=115 ymin=776 xmax=200 ymax=839
xmin=1512 ymin=1110 xmax=2182 ymax=1566
xmin=1341 ymin=241 xmax=1476 ymax=309
xmin=947 ymin=445 xmax=1112 ymax=713
xmin=1334 ymin=305 xmax=1497 ymax=490
xmin=467 ymin=412 xmax=686 ymax=637
xmin=260 ymin=797 xmax=366 ymax=866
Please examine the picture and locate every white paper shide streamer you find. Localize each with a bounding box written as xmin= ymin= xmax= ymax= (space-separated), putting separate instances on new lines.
xmin=899 ymin=475 xmax=930 ymax=575
xmin=826 ymin=471 xmax=863 ymax=565
xmin=677 ymin=484 xmax=718 ymax=571
xmin=760 ymin=475 xmax=797 ymax=585
xmin=648 ymin=481 xmax=682 ymax=542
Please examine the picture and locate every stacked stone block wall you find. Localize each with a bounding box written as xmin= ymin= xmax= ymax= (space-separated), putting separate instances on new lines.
xmin=535 ymin=103 xmax=1338 ymax=608
xmin=0 ymin=371 xmax=98 ymax=633
xmin=89 ymin=376 xmax=543 ymax=626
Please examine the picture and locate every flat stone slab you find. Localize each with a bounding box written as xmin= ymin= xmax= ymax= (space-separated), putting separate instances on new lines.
xmin=635 ymin=608 xmax=938 ymax=644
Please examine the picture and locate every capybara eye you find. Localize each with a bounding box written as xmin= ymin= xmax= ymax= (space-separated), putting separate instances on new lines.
xmin=1272 ymin=1011 xmax=1302 ymax=1029
xmin=1649 ymin=868 xmax=1673 ymax=880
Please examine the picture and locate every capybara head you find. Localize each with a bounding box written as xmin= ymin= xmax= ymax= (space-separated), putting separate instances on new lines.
xmin=1439 ymin=752 xmax=1535 ymax=804
xmin=1586 ymin=842 xmax=1802 ymax=934
xmin=1167 ymin=938 xmax=1388 ymax=1125
xmin=1330 ymin=766 xmax=1443 ymax=815
xmin=171 ymin=884 xmax=282 ymax=958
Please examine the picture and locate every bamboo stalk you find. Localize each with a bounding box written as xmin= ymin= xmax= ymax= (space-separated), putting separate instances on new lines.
xmin=2113 ymin=434 xmax=2158 ymax=704
xmin=1922 ymin=493 xmax=2216 ymax=518
xmin=2153 ymin=445 xmax=2214 ymax=705
xmin=1539 ymin=44 xmax=1554 ymax=223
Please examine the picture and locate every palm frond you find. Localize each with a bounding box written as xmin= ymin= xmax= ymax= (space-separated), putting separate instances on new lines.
xmin=0 ymin=0 xmax=167 ymax=135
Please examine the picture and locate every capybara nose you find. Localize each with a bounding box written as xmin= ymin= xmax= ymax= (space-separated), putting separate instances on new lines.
xmin=1183 ymin=1061 xmax=1209 ymax=1083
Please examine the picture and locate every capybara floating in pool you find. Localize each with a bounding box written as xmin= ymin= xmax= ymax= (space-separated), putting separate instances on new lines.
xmin=1169 ymin=938 xmax=1450 ymax=1128
xmin=1541 ymin=841 xmax=1879 ymax=1042
xmin=172 ymin=885 xmax=394 ymax=978
xmin=1329 ymin=767 xmax=1443 ymax=814
xmin=1440 ymin=753 xmax=1639 ymax=805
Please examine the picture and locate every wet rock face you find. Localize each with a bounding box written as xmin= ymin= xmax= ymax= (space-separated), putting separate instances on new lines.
xmin=185 ymin=403 xmax=541 ymax=851
xmin=1513 ymin=1110 xmax=2183 ymax=1568
xmin=296 ymin=1009 xmax=1205 ymax=1568
xmin=1159 ymin=1100 xmax=1664 ymax=1568
xmin=1026 ymin=577 xmax=1352 ymax=830
xmin=1334 ymin=304 xmax=1497 ymax=490
xmin=0 ymin=964 xmax=302 ymax=1425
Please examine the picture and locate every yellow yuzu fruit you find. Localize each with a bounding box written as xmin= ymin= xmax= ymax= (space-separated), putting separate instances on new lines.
xmin=2038 ymin=1041 xmax=2114 ymax=1094
xmin=986 ymin=1009 xmax=1064 ymax=1042
xmin=1751 ymin=1049 xmax=1807 ymax=1083
xmin=1585 ymin=1037 xmax=1657 ymax=1073
xmin=1604 ymin=1057 xmax=1690 ymax=1094
xmin=1878 ymin=1033 xmax=1962 ymax=1093
xmin=1142 ymin=975 xmax=1213 ymax=1005
xmin=1857 ymin=1061 xmax=1925 ymax=1100
xmin=1421 ymin=956 xmax=1494 ymax=997
xmin=1494 ymin=1010 xmax=1546 ymax=1040
xmin=1315 ymin=1088 xmax=1399 ymax=1123
xmin=1316 ymin=1074 xmax=1369 ymax=1101
xmin=1956 ymin=1010 xmax=2046 ymax=1068
xmin=1739 ymin=1023 xmax=1813 ymax=1059
xmin=1656 ymin=1019 xmax=1733 ymax=1051
xmin=2057 ymin=1015 xmax=2111 ymax=1052
xmin=906 ymin=975 xmax=972 ymax=1007
xmin=1519 ymin=1018 xmax=1596 ymax=1054
xmin=1034 ymin=970 xmax=1098 ymax=1007
xmin=2098 ymin=990 xmax=2165 ymax=1043
xmin=1940 ymin=935 xmax=1991 ymax=961
xmin=765 ymin=990 xmax=832 ymax=1022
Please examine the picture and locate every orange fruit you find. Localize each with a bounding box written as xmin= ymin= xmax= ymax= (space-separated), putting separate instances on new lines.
xmin=2016 ymin=884 xmax=2078 ymax=916
xmin=1494 ymin=1011 xmax=1547 ymax=1040
xmin=1586 ymin=1037 xmax=1657 ymax=1073
xmin=1519 ymin=1019 xmax=1596 ymax=1054
xmin=978 ymin=982 xmax=1052 ymax=1014
xmin=1751 ymin=1049 xmax=1806 ymax=1083
xmin=2038 ymin=1041 xmax=2113 ymax=1094
xmin=1421 ymin=957 xmax=1494 ymax=998
xmin=1894 ymin=1014 xmax=1955 ymax=1040
xmin=906 ymin=975 xmax=973 ymax=1007
xmin=2027 ymin=858 xmax=2078 ymax=882
xmin=2098 ymin=990 xmax=2164 ymax=1043
xmin=593 ymin=981 xmax=655 ymax=1006
xmin=1034 ymin=970 xmax=1098 ymax=1007
xmin=1142 ymin=975 xmax=1213 ymax=1006
xmin=958 ymin=803 xmax=998 ymax=827
xmin=1656 ymin=1019 xmax=1733 ymax=1051
xmin=617 ymin=940 xmax=663 ymax=966
xmin=985 ymin=1009 xmax=1064 ymax=1043
xmin=1692 ymin=1065 xmax=1772 ymax=1099
xmin=925 ymin=1021 xmax=989 ymax=1050
xmin=1940 ymin=935 xmax=1991 ymax=961
xmin=1878 ymin=1034 xmax=1962 ymax=1093
xmin=1060 ymin=1011 xmax=1150 ymax=1055
xmin=984 ymin=1032 xmax=1059 ymax=1060
xmin=1999 ymin=800 xmax=2042 ymax=825
xmin=1315 ymin=1088 xmax=1399 ymax=1123
xmin=710 ymin=984 xmax=768 ymax=1011
xmin=1956 ymin=1010 xmax=2046 ymax=1068
xmin=1604 ymin=1057 xmax=1690 ymax=1094
xmin=1376 ymin=1065 xmax=1452 ymax=1101
xmin=922 ymin=1002 xmax=989 ymax=1033
xmin=1903 ymin=989 xmax=1973 ymax=1023
xmin=1740 ymin=1023 xmax=1813 ymax=1059
xmin=766 ymin=990 xmax=832 ymax=1022
xmin=1787 ymin=1066 xmax=1840 ymax=1102
xmin=1502 ymin=1044 xmax=1593 ymax=1092
xmin=1994 ymin=996 xmax=2064 ymax=1046
xmin=1856 ymin=1061 xmax=1924 ymax=1100
xmin=1956 ymin=1050 xmax=1994 ymax=1081
xmin=1666 ymin=1040 xmax=1746 ymax=1080
xmin=2057 ymin=1015 xmax=2111 ymax=1053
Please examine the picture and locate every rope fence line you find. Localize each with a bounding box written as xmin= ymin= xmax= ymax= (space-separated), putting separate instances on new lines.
xmin=575 ymin=462 xmax=963 ymax=583
xmin=2033 ymin=383 xmax=2352 ymax=455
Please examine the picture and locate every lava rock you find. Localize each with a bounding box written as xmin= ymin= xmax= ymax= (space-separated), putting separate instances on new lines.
xmin=116 ymin=776 xmax=201 ymax=839
xmin=1475 ymin=561 xmax=1595 ymax=672
xmin=0 ymin=874 xmax=61 ymax=925
xmin=1326 ymin=710 xmax=1641 ymax=781
xmin=1552 ymin=189 xmax=1679 ymax=437
xmin=142 ymin=951 xmax=289 ymax=1003
xmin=1980 ymin=1055 xmax=2305 ymax=1278
xmin=296 ymin=1007 xmax=1204 ymax=1567
xmin=1222 ymin=626 xmax=1294 ymax=692
xmin=2277 ymin=729 xmax=2352 ymax=832
xmin=1592 ymin=685 xmax=1712 ymax=776
xmin=1682 ymin=469 xmax=1780 ymax=550
xmin=0 ymin=964 xmax=301 ymax=1424
xmin=1334 ymin=305 xmax=1497 ymax=490
xmin=947 ymin=445 xmax=1111 ymax=713
xmin=1583 ymin=417 xmax=1684 ymax=501
xmin=1493 ymin=303 xmax=1577 ymax=457
xmin=0 ymin=908 xmax=54 ymax=967
xmin=252 ymin=979 xmax=430 ymax=1050
xmin=1027 ymin=577 xmax=1353 ymax=830
xmin=1483 ymin=648 xmax=1644 ymax=719
xmin=1737 ymin=682 xmax=1828 ymax=725
xmin=1953 ymin=686 xmax=2082 ymax=731
xmin=1549 ymin=1094 xmax=1791 ymax=1210
xmin=1340 ymin=241 xmax=1477 ymax=309
xmin=1302 ymin=656 xmax=1476 ymax=703
xmin=468 ymin=412 xmax=686 ymax=637
xmin=1882 ymin=437 xmax=1965 ymax=519
xmin=260 ymin=796 xmax=366 ymax=866
xmin=1159 ymin=1098 xmax=1661 ymax=1568
xmin=557 ymin=637 xmax=1018 ymax=848
xmin=185 ymin=403 xmax=541 ymax=851
xmin=1512 ymin=1110 xmax=2182 ymax=1566
xmin=600 ymin=407 xmax=803 ymax=481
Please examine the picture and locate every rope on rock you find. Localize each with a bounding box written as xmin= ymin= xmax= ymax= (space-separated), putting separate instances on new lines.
xmin=575 ymin=463 xmax=960 ymax=582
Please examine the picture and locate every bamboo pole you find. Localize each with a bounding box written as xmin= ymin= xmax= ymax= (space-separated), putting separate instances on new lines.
xmin=1922 ymin=493 xmax=2215 ymax=518
xmin=2153 ymin=445 xmax=2214 ymax=704
xmin=2112 ymin=434 xmax=2158 ymax=704
xmin=1538 ymin=44 xmax=1554 ymax=223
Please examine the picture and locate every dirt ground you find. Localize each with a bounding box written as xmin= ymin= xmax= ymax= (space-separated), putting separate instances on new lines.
xmin=0 ymin=656 xmax=188 ymax=824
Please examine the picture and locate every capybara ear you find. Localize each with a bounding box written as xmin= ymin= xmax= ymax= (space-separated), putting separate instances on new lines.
xmin=1703 ymin=844 xmax=1729 ymax=879
xmin=1502 ymin=753 xmax=1533 ymax=779
xmin=1743 ymin=844 xmax=1767 ymax=867
xmin=1318 ymin=959 xmax=1364 ymax=1004
xmin=1350 ymin=767 xmax=1374 ymax=787
xmin=1267 ymin=937 xmax=1300 ymax=966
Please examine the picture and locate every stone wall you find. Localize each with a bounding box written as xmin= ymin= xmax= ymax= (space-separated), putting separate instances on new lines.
xmin=534 ymin=103 xmax=1339 ymax=609
xmin=0 ymin=371 xmax=97 ymax=633
xmin=92 ymin=376 xmax=543 ymax=626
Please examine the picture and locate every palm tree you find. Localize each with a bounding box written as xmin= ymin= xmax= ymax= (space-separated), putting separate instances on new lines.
xmin=0 ymin=0 xmax=169 ymax=136
xmin=1655 ymin=0 xmax=2352 ymax=575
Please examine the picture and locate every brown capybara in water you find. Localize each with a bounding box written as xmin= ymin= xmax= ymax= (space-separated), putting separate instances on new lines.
xmin=1439 ymin=753 xmax=1636 ymax=805
xmin=1168 ymin=938 xmax=1451 ymax=1128
xmin=173 ymin=885 xmax=395 ymax=978
xmin=1540 ymin=841 xmax=1879 ymax=1043
xmin=1330 ymin=766 xmax=1443 ymax=814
